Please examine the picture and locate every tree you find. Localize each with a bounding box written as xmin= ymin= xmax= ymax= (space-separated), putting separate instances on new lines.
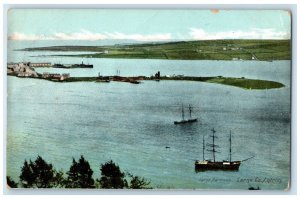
xmin=98 ymin=160 xmax=127 ymax=189
xmin=19 ymin=156 xmax=64 ymax=188
xmin=7 ymin=176 xmax=18 ymax=188
xmin=66 ymin=155 xmax=95 ymax=188
xmin=19 ymin=160 xmax=35 ymax=188
xmin=128 ymin=174 xmax=151 ymax=189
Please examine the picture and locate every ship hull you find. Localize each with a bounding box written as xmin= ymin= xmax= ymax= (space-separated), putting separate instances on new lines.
xmin=195 ymin=161 xmax=241 ymax=171
xmin=53 ymin=64 xmax=93 ymax=68
xmin=188 ymin=118 xmax=197 ymax=123
xmin=72 ymin=65 xmax=93 ymax=68
xmin=174 ymin=118 xmax=197 ymax=125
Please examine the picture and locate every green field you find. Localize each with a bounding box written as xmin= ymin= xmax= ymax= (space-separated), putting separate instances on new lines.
xmin=205 ymin=77 xmax=285 ymax=89
xmin=21 ymin=39 xmax=291 ymax=61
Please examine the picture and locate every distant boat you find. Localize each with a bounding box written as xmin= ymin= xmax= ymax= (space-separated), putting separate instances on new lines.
xmin=96 ymin=79 xmax=110 ymax=83
xmin=195 ymin=129 xmax=249 ymax=171
xmin=174 ymin=104 xmax=197 ymax=125
xmin=129 ymin=79 xmax=141 ymax=84
xmin=53 ymin=61 xmax=93 ymax=68
xmin=71 ymin=61 xmax=93 ymax=68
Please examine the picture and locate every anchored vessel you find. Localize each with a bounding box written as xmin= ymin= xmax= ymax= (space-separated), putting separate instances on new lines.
xmin=195 ymin=129 xmax=241 ymax=171
xmin=174 ymin=104 xmax=198 ymax=124
xmin=71 ymin=61 xmax=93 ymax=68
xmin=53 ymin=61 xmax=93 ymax=68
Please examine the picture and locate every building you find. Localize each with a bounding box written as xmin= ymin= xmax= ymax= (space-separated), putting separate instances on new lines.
xmin=61 ymin=73 xmax=70 ymax=81
xmin=28 ymin=62 xmax=52 ymax=67
xmin=42 ymin=72 xmax=70 ymax=81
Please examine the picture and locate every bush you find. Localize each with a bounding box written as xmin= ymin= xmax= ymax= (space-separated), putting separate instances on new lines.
xmin=7 ymin=176 xmax=18 ymax=188
xmin=19 ymin=156 xmax=64 ymax=188
xmin=98 ymin=160 xmax=127 ymax=189
xmin=13 ymin=155 xmax=151 ymax=189
xmin=128 ymin=173 xmax=151 ymax=189
xmin=65 ymin=155 xmax=95 ymax=188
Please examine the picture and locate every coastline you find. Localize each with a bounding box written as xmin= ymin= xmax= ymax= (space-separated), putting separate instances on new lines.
xmin=18 ymin=39 xmax=291 ymax=61
xmin=7 ymin=73 xmax=285 ymax=90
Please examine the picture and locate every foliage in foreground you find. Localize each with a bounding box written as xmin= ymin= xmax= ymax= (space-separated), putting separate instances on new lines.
xmin=65 ymin=155 xmax=95 ymax=188
xmin=7 ymin=155 xmax=151 ymax=189
xmin=19 ymin=156 xmax=64 ymax=188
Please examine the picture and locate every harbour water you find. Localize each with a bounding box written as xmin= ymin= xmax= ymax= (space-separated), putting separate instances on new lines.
xmin=6 ymin=41 xmax=291 ymax=189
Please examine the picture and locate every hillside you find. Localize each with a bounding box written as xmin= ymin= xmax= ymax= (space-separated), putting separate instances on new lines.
xmin=21 ymin=39 xmax=291 ymax=60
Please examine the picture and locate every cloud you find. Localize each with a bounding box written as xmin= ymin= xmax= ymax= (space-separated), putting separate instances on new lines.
xmin=189 ymin=28 xmax=290 ymax=40
xmin=8 ymin=32 xmax=53 ymax=40
xmin=8 ymin=28 xmax=290 ymax=41
xmin=8 ymin=29 xmax=172 ymax=42
xmin=52 ymin=30 xmax=107 ymax=40
xmin=104 ymin=32 xmax=172 ymax=41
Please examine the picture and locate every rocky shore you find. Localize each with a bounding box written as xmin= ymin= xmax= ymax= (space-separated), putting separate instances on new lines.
xmin=7 ymin=62 xmax=39 ymax=78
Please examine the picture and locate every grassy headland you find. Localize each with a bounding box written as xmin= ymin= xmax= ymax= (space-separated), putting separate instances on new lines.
xmin=154 ymin=76 xmax=285 ymax=89
xmin=51 ymin=75 xmax=285 ymax=90
xmin=20 ymin=39 xmax=291 ymax=61
xmin=204 ymin=77 xmax=285 ymax=89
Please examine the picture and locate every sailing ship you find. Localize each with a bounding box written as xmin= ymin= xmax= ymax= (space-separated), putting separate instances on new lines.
xmin=195 ymin=129 xmax=242 ymax=171
xmin=174 ymin=104 xmax=198 ymax=124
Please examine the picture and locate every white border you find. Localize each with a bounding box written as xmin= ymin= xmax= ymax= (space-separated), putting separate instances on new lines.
xmin=1 ymin=1 xmax=299 ymax=198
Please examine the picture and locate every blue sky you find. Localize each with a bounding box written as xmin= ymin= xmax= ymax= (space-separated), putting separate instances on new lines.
xmin=8 ymin=9 xmax=291 ymax=41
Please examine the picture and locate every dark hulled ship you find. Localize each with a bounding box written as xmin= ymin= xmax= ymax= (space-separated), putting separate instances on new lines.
xmin=174 ymin=104 xmax=197 ymax=124
xmin=53 ymin=61 xmax=93 ymax=68
xmin=195 ymin=129 xmax=241 ymax=171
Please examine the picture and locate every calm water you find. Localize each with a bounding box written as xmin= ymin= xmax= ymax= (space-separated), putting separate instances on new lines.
xmin=7 ymin=41 xmax=291 ymax=189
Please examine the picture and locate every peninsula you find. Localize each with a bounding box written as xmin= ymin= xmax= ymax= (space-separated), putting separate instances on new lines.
xmin=7 ymin=63 xmax=284 ymax=90
xmin=18 ymin=39 xmax=290 ymax=61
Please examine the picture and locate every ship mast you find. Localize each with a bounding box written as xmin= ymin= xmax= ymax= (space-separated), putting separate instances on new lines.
xmin=212 ymin=129 xmax=216 ymax=162
xmin=202 ymin=135 xmax=205 ymax=161
xmin=181 ymin=104 xmax=185 ymax=120
xmin=189 ymin=104 xmax=192 ymax=119
xmin=229 ymin=131 xmax=232 ymax=162
xmin=207 ymin=128 xmax=219 ymax=162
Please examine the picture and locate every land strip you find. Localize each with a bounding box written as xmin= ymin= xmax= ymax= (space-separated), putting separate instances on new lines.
xmin=7 ymin=64 xmax=284 ymax=90
xmin=19 ymin=39 xmax=291 ymax=61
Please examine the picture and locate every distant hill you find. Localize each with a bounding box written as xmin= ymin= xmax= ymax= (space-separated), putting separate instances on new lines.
xmin=20 ymin=39 xmax=291 ymax=61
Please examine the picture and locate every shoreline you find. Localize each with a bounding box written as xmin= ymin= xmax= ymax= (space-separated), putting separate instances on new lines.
xmin=8 ymin=74 xmax=285 ymax=90
xmin=18 ymin=39 xmax=291 ymax=61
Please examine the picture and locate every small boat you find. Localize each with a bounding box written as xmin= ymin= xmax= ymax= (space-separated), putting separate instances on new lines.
xmin=195 ymin=129 xmax=245 ymax=171
xmin=129 ymin=80 xmax=141 ymax=84
xmin=174 ymin=104 xmax=197 ymax=124
xmin=96 ymin=79 xmax=110 ymax=83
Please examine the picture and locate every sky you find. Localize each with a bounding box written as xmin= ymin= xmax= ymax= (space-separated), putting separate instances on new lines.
xmin=7 ymin=9 xmax=291 ymax=41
